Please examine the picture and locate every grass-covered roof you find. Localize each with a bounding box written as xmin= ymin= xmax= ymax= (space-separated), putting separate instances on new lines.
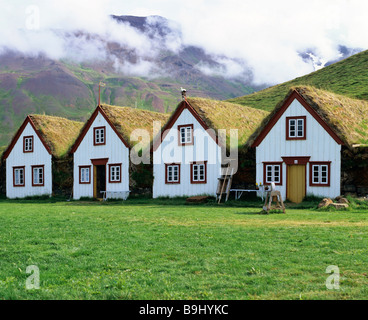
xmin=100 ymin=104 xmax=170 ymax=145
xmin=29 ymin=115 xmax=84 ymax=158
xmin=247 ymin=86 xmax=368 ymax=148
xmin=186 ymin=97 xmax=269 ymax=148
xmin=0 ymin=145 xmax=6 ymax=159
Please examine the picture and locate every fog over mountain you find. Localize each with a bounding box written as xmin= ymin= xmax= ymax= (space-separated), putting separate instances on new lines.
xmin=1 ymin=1 xmax=367 ymax=85
xmin=0 ymin=1 xmax=367 ymax=147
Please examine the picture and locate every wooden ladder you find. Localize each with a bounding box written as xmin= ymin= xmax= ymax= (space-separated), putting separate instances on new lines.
xmin=216 ymin=164 xmax=234 ymax=204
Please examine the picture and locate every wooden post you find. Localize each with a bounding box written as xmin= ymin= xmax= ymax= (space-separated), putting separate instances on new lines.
xmin=98 ymin=85 xmax=100 ymax=106
xmin=98 ymin=82 xmax=105 ymax=106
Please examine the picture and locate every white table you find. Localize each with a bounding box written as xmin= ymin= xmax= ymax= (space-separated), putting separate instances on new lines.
xmin=230 ymin=186 xmax=265 ymax=201
xmin=101 ymin=191 xmax=130 ymax=201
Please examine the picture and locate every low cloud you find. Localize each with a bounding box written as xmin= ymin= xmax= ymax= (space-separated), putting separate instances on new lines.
xmin=1 ymin=0 xmax=368 ymax=85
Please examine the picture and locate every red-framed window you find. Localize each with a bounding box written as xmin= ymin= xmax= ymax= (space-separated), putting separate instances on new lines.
xmin=32 ymin=165 xmax=44 ymax=187
xmin=23 ymin=136 xmax=34 ymax=153
xmin=178 ymin=124 xmax=194 ymax=146
xmin=109 ymin=164 xmax=122 ymax=183
xmin=79 ymin=166 xmax=91 ymax=184
xmin=13 ymin=166 xmax=25 ymax=187
xmin=263 ymin=162 xmax=283 ymax=185
xmin=165 ymin=163 xmax=181 ymax=184
xmin=309 ymin=162 xmax=331 ymax=187
xmin=94 ymin=126 xmax=106 ymax=145
xmin=286 ymin=116 xmax=306 ymax=140
xmin=191 ymin=161 xmax=207 ymax=184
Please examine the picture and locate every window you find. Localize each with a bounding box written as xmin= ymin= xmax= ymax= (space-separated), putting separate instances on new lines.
xmin=13 ymin=167 xmax=25 ymax=187
xmin=109 ymin=164 xmax=121 ymax=183
xmin=310 ymin=162 xmax=330 ymax=186
xmin=191 ymin=161 xmax=207 ymax=184
xmin=165 ymin=163 xmax=180 ymax=184
xmin=263 ymin=162 xmax=283 ymax=185
xmin=178 ymin=124 xmax=193 ymax=146
xmin=94 ymin=127 xmax=106 ymax=145
xmin=286 ymin=116 xmax=306 ymax=140
xmin=32 ymin=165 xmax=44 ymax=186
xmin=23 ymin=136 xmax=33 ymax=153
xmin=79 ymin=166 xmax=91 ymax=184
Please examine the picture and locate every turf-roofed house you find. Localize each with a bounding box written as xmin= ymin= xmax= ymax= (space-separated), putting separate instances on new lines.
xmin=70 ymin=104 xmax=169 ymax=200
xmin=249 ymin=86 xmax=368 ymax=203
xmin=2 ymin=115 xmax=83 ymax=199
xmin=152 ymin=96 xmax=268 ymax=198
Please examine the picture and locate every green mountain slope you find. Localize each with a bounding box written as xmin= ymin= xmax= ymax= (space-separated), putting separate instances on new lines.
xmin=228 ymin=49 xmax=368 ymax=111
xmin=0 ymin=54 xmax=254 ymax=147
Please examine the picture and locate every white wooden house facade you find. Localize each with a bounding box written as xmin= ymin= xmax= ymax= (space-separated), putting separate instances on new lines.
xmin=71 ymin=106 xmax=130 ymax=200
xmin=3 ymin=116 xmax=52 ymax=198
xmin=152 ymin=100 xmax=222 ymax=198
xmin=251 ymin=90 xmax=344 ymax=203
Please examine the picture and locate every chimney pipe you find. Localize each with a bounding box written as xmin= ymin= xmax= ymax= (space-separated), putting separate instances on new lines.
xmin=181 ymin=87 xmax=187 ymax=101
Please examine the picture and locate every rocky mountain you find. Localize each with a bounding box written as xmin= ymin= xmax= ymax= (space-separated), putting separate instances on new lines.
xmin=0 ymin=14 xmax=362 ymax=147
xmin=0 ymin=15 xmax=257 ymax=147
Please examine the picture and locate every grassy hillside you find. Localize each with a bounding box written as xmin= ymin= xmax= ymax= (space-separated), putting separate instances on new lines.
xmin=0 ymin=53 xmax=254 ymax=148
xmin=228 ymin=50 xmax=368 ymax=111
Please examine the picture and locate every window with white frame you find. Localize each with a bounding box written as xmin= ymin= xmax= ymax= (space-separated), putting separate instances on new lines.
xmin=166 ymin=164 xmax=180 ymax=183
xmin=13 ymin=167 xmax=25 ymax=186
xmin=109 ymin=164 xmax=121 ymax=183
xmin=264 ymin=163 xmax=282 ymax=185
xmin=178 ymin=125 xmax=193 ymax=145
xmin=311 ymin=163 xmax=329 ymax=185
xmin=191 ymin=162 xmax=206 ymax=183
xmin=80 ymin=166 xmax=90 ymax=184
xmin=24 ymin=136 xmax=33 ymax=152
xmin=32 ymin=166 xmax=44 ymax=186
xmin=287 ymin=117 xmax=305 ymax=139
xmin=94 ymin=127 xmax=105 ymax=145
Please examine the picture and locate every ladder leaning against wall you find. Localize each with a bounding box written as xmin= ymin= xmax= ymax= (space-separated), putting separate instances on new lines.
xmin=216 ymin=161 xmax=235 ymax=203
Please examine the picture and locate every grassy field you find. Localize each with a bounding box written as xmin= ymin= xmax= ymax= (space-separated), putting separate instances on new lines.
xmin=0 ymin=198 xmax=367 ymax=300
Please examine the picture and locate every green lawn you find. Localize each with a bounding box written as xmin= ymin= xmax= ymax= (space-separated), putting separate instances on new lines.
xmin=0 ymin=199 xmax=367 ymax=300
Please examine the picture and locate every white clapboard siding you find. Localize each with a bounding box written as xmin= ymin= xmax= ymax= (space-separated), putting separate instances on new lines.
xmin=6 ymin=122 xmax=52 ymax=198
xmin=256 ymin=98 xmax=341 ymax=200
xmin=73 ymin=112 xmax=129 ymax=199
xmin=153 ymin=108 xmax=222 ymax=198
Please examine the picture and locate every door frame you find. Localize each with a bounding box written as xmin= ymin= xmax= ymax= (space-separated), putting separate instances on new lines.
xmin=282 ymin=157 xmax=310 ymax=202
xmin=91 ymin=158 xmax=108 ymax=198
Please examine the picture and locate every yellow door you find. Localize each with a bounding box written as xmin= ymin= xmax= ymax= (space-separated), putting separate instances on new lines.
xmin=287 ymin=165 xmax=306 ymax=203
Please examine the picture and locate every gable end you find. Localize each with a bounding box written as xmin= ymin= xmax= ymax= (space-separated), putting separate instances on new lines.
xmin=2 ymin=116 xmax=52 ymax=160
xmin=251 ymin=90 xmax=344 ymax=147
xmin=152 ymin=100 xmax=218 ymax=152
xmin=70 ymin=106 xmax=130 ymax=154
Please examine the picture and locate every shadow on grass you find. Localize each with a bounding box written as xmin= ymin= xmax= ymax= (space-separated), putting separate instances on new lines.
xmin=0 ymin=193 xmax=323 ymax=210
xmin=233 ymin=211 xmax=263 ymax=215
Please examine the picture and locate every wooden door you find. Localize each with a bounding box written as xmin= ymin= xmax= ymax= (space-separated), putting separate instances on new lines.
xmin=287 ymin=165 xmax=306 ymax=203
xmin=93 ymin=165 xmax=106 ymax=199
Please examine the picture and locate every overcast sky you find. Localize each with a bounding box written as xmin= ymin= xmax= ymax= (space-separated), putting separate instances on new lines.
xmin=1 ymin=0 xmax=367 ymax=84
